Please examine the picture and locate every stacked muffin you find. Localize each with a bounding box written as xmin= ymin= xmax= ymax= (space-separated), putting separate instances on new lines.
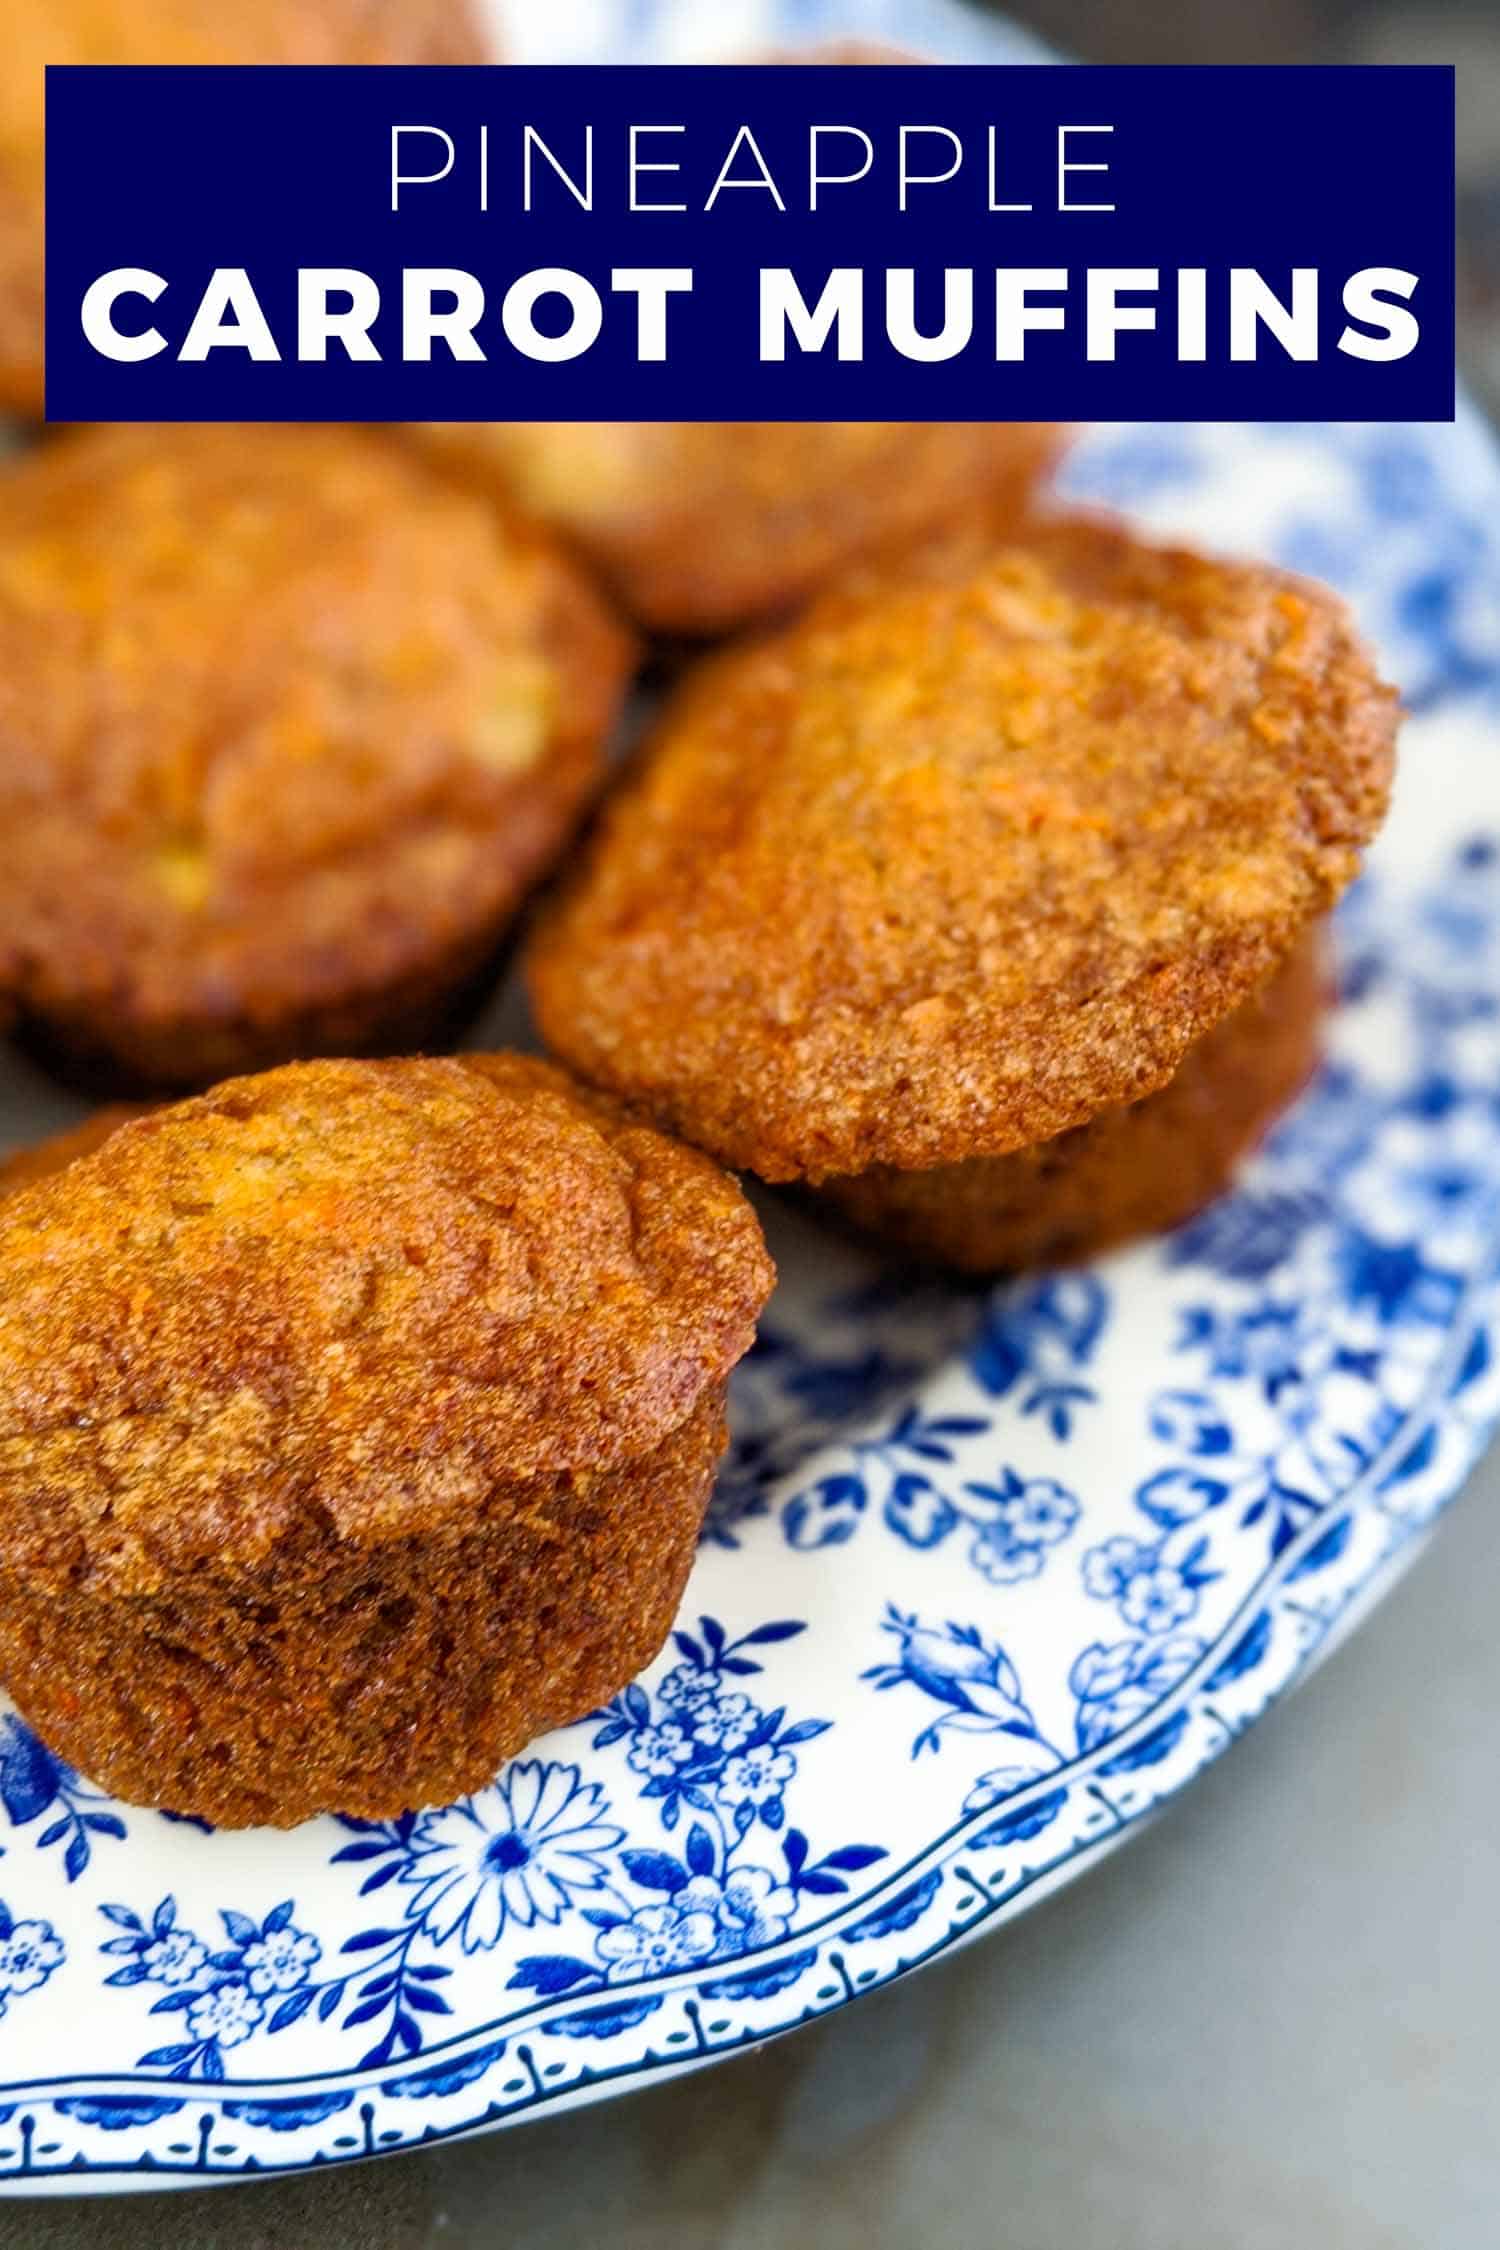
xmin=528 ymin=517 xmax=1395 ymax=1269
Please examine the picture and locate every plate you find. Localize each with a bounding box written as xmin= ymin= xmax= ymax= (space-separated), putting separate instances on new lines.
xmin=4 ymin=4 xmax=1500 ymax=2196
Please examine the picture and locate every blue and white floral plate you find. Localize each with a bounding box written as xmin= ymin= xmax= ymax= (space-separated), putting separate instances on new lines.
xmin=3 ymin=2 xmax=1498 ymax=2198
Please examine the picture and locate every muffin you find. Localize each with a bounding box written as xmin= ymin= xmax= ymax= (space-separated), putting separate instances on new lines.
xmin=406 ymin=422 xmax=1067 ymax=636
xmin=0 ymin=0 xmax=487 ymax=418
xmin=0 ymin=1053 xmax=774 ymax=1826
xmin=0 ymin=1104 xmax=150 ymax=1194
xmin=0 ymin=422 xmax=635 ymax=1091
xmin=405 ymin=20 xmax=1053 ymax=640
xmin=824 ymin=928 xmax=1330 ymax=1270
xmin=528 ymin=516 xmax=1398 ymax=1270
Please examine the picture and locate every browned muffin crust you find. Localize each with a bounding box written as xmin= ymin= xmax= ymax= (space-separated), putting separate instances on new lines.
xmin=1 ymin=1389 xmax=729 ymax=1830
xmin=0 ymin=0 xmax=489 ymax=419
xmin=0 ymin=1104 xmax=151 ymax=1194
xmin=824 ymin=925 xmax=1330 ymax=1272
xmin=528 ymin=515 xmax=1396 ymax=1183
xmin=0 ymin=424 xmax=636 ymax=1090
xmin=0 ymin=1054 xmax=774 ymax=1824
xmin=406 ymin=422 xmax=1068 ymax=636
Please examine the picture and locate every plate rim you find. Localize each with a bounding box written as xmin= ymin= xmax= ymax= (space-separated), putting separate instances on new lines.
xmin=1 ymin=1241 xmax=1496 ymax=2190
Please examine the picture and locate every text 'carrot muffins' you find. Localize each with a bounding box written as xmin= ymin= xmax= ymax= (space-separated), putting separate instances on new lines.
xmin=0 ymin=1054 xmax=774 ymax=1826
xmin=0 ymin=0 xmax=487 ymax=418
xmin=408 ymin=422 xmax=1066 ymax=636
xmin=528 ymin=516 xmax=1398 ymax=1271
xmin=0 ymin=423 xmax=635 ymax=1091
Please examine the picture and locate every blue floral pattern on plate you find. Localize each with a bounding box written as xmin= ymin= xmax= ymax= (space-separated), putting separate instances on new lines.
xmin=1 ymin=0 xmax=1500 ymax=2192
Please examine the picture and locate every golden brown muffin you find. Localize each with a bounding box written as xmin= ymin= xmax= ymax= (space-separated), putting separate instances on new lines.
xmin=407 ymin=422 xmax=1068 ymax=636
xmin=0 ymin=0 xmax=488 ymax=419
xmin=528 ymin=515 xmax=1396 ymax=1269
xmin=824 ymin=927 xmax=1330 ymax=1270
xmin=0 ymin=1104 xmax=150 ymax=1193
xmin=0 ymin=1053 xmax=774 ymax=1826
xmin=0 ymin=422 xmax=635 ymax=1091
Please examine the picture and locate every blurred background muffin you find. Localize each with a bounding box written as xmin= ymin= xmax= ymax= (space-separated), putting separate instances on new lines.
xmin=0 ymin=422 xmax=635 ymax=1090
xmin=406 ymin=422 xmax=1067 ymax=636
xmin=0 ymin=0 xmax=489 ymax=421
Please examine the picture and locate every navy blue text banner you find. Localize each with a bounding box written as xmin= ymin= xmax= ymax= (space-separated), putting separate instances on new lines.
xmin=44 ymin=63 xmax=1455 ymax=422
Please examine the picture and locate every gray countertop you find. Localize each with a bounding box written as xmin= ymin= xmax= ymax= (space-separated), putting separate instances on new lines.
xmin=12 ymin=1441 xmax=1498 ymax=2248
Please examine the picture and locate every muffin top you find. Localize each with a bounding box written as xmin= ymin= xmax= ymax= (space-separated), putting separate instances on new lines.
xmin=529 ymin=516 xmax=1397 ymax=1182
xmin=0 ymin=0 xmax=486 ymax=415
xmin=0 ymin=423 xmax=634 ymax=1072
xmin=0 ymin=1054 xmax=773 ymax=1592
xmin=408 ymin=422 xmax=1064 ymax=634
